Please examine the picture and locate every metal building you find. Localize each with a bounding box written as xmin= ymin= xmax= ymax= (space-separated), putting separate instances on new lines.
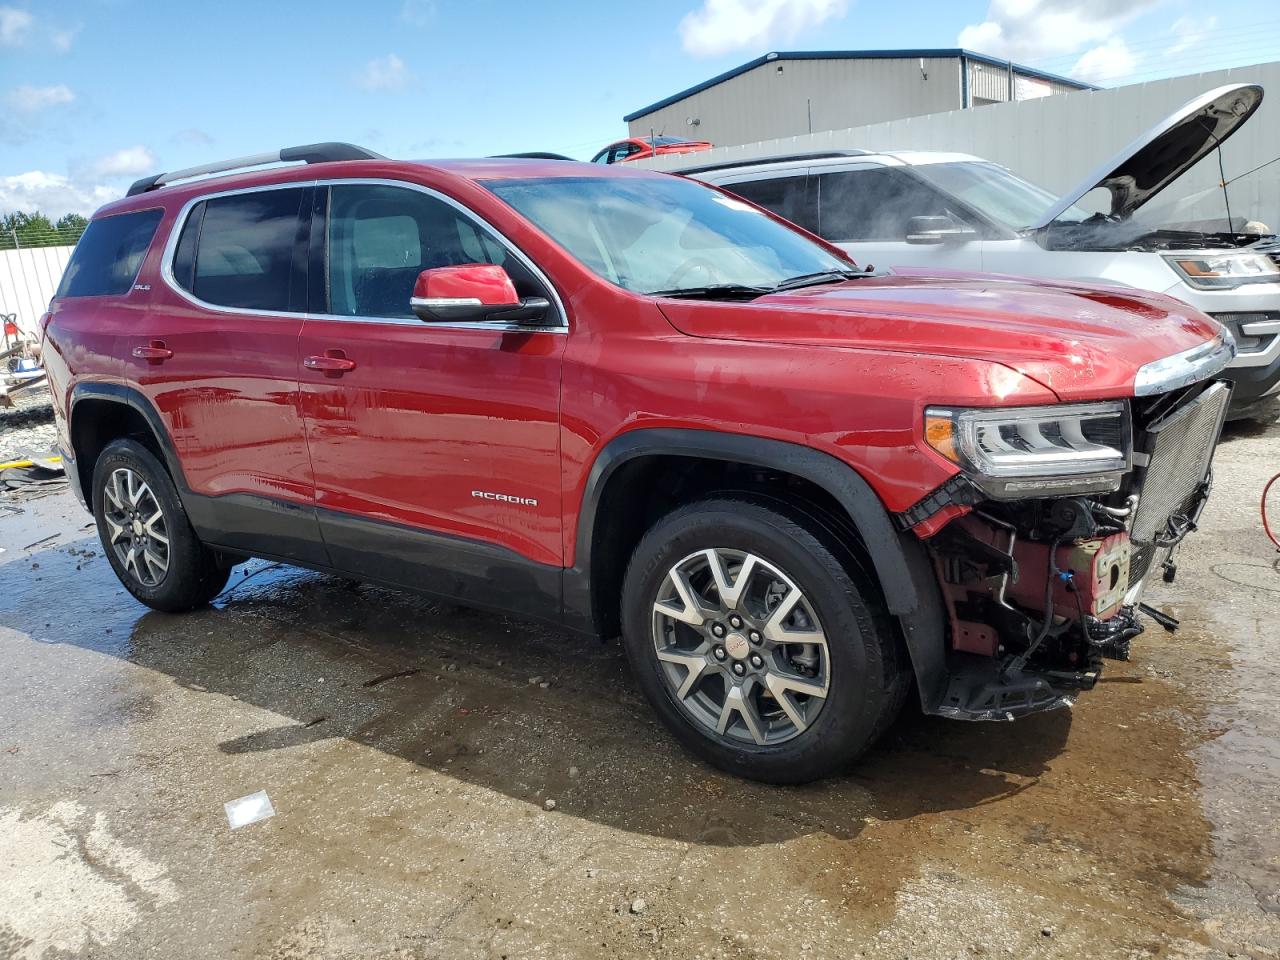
xmin=624 ymin=49 xmax=1093 ymax=149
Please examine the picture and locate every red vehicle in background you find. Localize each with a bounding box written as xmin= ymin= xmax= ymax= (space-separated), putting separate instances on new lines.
xmin=590 ymin=135 xmax=712 ymax=164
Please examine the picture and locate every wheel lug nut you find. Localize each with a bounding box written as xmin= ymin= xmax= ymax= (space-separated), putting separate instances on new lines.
xmin=750 ymin=654 xmax=763 ymax=669
xmin=729 ymin=615 xmax=743 ymax=629
xmin=732 ymin=662 xmax=745 ymax=676
xmin=749 ymin=630 xmax=761 ymax=644
xmin=711 ymin=623 xmax=726 ymax=638
xmin=713 ymin=646 xmax=727 ymax=661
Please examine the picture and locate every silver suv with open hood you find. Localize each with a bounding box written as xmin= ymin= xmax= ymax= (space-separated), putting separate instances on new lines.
xmin=687 ymin=84 xmax=1280 ymax=419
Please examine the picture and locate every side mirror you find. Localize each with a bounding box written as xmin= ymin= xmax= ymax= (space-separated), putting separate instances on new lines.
xmin=906 ymin=215 xmax=977 ymax=245
xmin=410 ymin=264 xmax=549 ymax=324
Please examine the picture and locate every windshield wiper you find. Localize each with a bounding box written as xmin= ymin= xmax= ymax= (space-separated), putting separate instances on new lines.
xmin=646 ymin=283 xmax=773 ymax=300
xmin=771 ymin=269 xmax=866 ymax=291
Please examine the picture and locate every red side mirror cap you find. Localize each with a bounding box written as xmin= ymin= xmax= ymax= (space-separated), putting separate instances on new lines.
xmin=411 ymin=264 xmax=519 ymax=322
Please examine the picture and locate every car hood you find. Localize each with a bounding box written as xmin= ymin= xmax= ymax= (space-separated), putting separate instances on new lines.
xmin=657 ymin=272 xmax=1223 ymax=401
xmin=1030 ymin=83 xmax=1263 ymax=230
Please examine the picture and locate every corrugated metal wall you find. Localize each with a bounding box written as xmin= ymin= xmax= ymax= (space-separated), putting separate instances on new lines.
xmin=0 ymin=246 xmax=72 ymax=338
xmin=642 ymin=60 xmax=1280 ymax=228
xmin=627 ymin=57 xmax=963 ymax=148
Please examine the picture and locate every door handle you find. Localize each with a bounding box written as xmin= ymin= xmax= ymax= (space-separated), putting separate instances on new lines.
xmin=303 ymin=350 xmax=357 ymax=376
xmin=132 ymin=340 xmax=173 ymax=364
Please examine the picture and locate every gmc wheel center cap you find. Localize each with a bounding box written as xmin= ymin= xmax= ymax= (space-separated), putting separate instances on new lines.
xmin=724 ymin=633 xmax=750 ymax=660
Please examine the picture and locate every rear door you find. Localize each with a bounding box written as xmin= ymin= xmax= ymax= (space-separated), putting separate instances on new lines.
xmin=811 ymin=163 xmax=985 ymax=273
xmin=135 ymin=185 xmax=323 ymax=562
xmin=297 ymin=181 xmax=566 ymax=610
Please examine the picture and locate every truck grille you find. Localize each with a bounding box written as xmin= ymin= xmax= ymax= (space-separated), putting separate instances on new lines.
xmin=1128 ymin=382 xmax=1231 ymax=586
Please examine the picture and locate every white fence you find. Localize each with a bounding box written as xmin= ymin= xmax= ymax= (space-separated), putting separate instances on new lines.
xmin=0 ymin=245 xmax=73 ymax=339
xmin=641 ymin=60 xmax=1280 ymax=229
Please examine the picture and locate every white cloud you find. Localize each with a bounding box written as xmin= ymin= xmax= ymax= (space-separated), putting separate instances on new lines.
xmin=355 ymin=53 xmax=412 ymax=92
xmin=172 ymin=128 xmax=214 ymax=146
xmin=1165 ymin=15 xmax=1215 ymax=57
xmin=678 ymin=0 xmax=849 ymax=59
xmin=0 ymin=171 xmax=120 ymax=218
xmin=400 ymin=0 xmax=434 ymax=27
xmin=82 ymin=146 xmax=157 ymax=180
xmin=50 ymin=23 xmax=80 ymax=53
xmin=5 ymin=84 xmax=75 ymax=113
xmin=0 ymin=6 xmax=32 ymax=46
xmin=957 ymin=0 xmax=1161 ymax=62
xmin=1072 ymin=36 xmax=1135 ymax=84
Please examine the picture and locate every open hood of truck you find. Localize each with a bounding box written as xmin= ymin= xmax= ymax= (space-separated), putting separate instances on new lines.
xmin=657 ymin=272 xmax=1223 ymax=401
xmin=1028 ymin=83 xmax=1263 ymax=230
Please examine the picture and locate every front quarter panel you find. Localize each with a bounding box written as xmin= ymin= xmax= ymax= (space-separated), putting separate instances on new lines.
xmin=559 ymin=301 xmax=1061 ymax=567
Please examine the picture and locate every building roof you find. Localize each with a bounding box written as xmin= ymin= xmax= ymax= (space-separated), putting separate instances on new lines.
xmin=623 ymin=49 xmax=1096 ymax=122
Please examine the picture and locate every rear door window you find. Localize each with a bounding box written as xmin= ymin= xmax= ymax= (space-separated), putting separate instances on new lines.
xmin=723 ymin=175 xmax=817 ymax=232
xmin=56 ymin=209 xmax=163 ymax=298
xmin=174 ymin=188 xmax=307 ymax=311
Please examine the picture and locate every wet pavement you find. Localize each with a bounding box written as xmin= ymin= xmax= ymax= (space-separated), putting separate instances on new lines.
xmin=0 ymin=418 xmax=1277 ymax=959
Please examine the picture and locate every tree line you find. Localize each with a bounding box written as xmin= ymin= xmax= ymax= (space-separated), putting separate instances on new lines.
xmin=0 ymin=211 xmax=90 ymax=250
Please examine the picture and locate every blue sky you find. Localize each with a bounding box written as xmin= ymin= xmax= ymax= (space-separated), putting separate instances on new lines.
xmin=2 ymin=0 xmax=1279 ymax=216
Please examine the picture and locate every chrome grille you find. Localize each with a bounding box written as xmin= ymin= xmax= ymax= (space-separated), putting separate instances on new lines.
xmin=1128 ymin=382 xmax=1231 ymax=586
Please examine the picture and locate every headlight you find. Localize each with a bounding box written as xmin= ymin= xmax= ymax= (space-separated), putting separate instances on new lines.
xmin=1164 ymin=253 xmax=1279 ymax=290
xmin=924 ymin=401 xmax=1131 ymax=499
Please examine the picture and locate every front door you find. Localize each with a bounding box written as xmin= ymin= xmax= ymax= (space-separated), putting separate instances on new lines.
xmin=297 ymin=182 xmax=566 ymax=614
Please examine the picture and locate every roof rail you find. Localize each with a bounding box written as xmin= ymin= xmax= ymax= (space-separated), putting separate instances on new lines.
xmin=125 ymin=142 xmax=386 ymax=197
xmin=675 ymin=149 xmax=870 ymax=176
xmin=490 ymin=152 xmax=576 ymax=161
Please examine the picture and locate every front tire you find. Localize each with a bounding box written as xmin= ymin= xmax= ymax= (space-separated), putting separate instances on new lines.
xmin=92 ymin=438 xmax=231 ymax=612
xmin=620 ymin=498 xmax=907 ymax=784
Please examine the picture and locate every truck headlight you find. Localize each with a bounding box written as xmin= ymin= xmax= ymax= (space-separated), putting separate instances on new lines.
xmin=1164 ymin=252 xmax=1279 ymax=289
xmin=924 ymin=401 xmax=1131 ymax=499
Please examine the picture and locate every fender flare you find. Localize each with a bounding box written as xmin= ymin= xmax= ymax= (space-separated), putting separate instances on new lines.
xmin=68 ymin=381 xmax=188 ymax=491
xmin=564 ymin=428 xmax=948 ymax=708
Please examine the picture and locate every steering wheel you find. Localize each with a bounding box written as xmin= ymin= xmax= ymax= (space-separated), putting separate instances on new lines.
xmin=663 ymin=258 xmax=723 ymax=289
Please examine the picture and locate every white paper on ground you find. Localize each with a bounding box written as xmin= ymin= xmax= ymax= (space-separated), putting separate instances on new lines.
xmin=224 ymin=790 xmax=275 ymax=829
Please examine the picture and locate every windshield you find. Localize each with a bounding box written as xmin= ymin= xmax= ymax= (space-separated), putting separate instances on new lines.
xmin=485 ymin=175 xmax=852 ymax=296
xmin=912 ymin=161 xmax=1091 ymax=230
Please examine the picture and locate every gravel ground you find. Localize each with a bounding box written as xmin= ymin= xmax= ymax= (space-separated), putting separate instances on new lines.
xmin=0 ymin=390 xmax=57 ymax=463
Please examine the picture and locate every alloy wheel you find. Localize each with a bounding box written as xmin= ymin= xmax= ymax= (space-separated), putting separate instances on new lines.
xmin=102 ymin=467 xmax=170 ymax=587
xmin=650 ymin=548 xmax=830 ymax=745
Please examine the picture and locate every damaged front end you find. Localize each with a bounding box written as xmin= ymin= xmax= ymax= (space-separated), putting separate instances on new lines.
xmin=907 ymin=374 xmax=1233 ymax=722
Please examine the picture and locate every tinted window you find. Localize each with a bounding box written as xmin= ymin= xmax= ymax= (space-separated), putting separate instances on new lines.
xmin=725 ymin=176 xmax=817 ymax=232
xmin=171 ymin=202 xmax=203 ymax=293
xmin=326 ymin=184 xmax=542 ymax=319
xmin=185 ymin=189 xmax=305 ymax=311
xmin=487 ymin=175 xmax=850 ymax=295
xmin=591 ymin=147 xmax=612 ymax=164
xmin=912 ymin=160 xmax=1089 ymax=229
xmin=817 ymin=167 xmax=958 ymax=241
xmin=56 ymin=209 xmax=163 ymax=298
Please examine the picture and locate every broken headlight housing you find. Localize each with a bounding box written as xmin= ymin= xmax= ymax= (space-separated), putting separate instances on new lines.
xmin=925 ymin=401 xmax=1131 ymax=499
xmin=1164 ymin=252 xmax=1279 ymax=290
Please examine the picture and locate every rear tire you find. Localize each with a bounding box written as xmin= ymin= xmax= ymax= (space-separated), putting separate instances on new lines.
xmin=620 ymin=498 xmax=907 ymax=784
xmin=92 ymin=438 xmax=231 ymax=612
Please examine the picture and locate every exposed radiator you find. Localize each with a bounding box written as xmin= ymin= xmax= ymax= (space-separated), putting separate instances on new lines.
xmin=1128 ymin=382 xmax=1231 ymax=586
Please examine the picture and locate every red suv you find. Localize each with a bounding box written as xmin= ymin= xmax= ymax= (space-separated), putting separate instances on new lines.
xmin=42 ymin=143 xmax=1235 ymax=783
